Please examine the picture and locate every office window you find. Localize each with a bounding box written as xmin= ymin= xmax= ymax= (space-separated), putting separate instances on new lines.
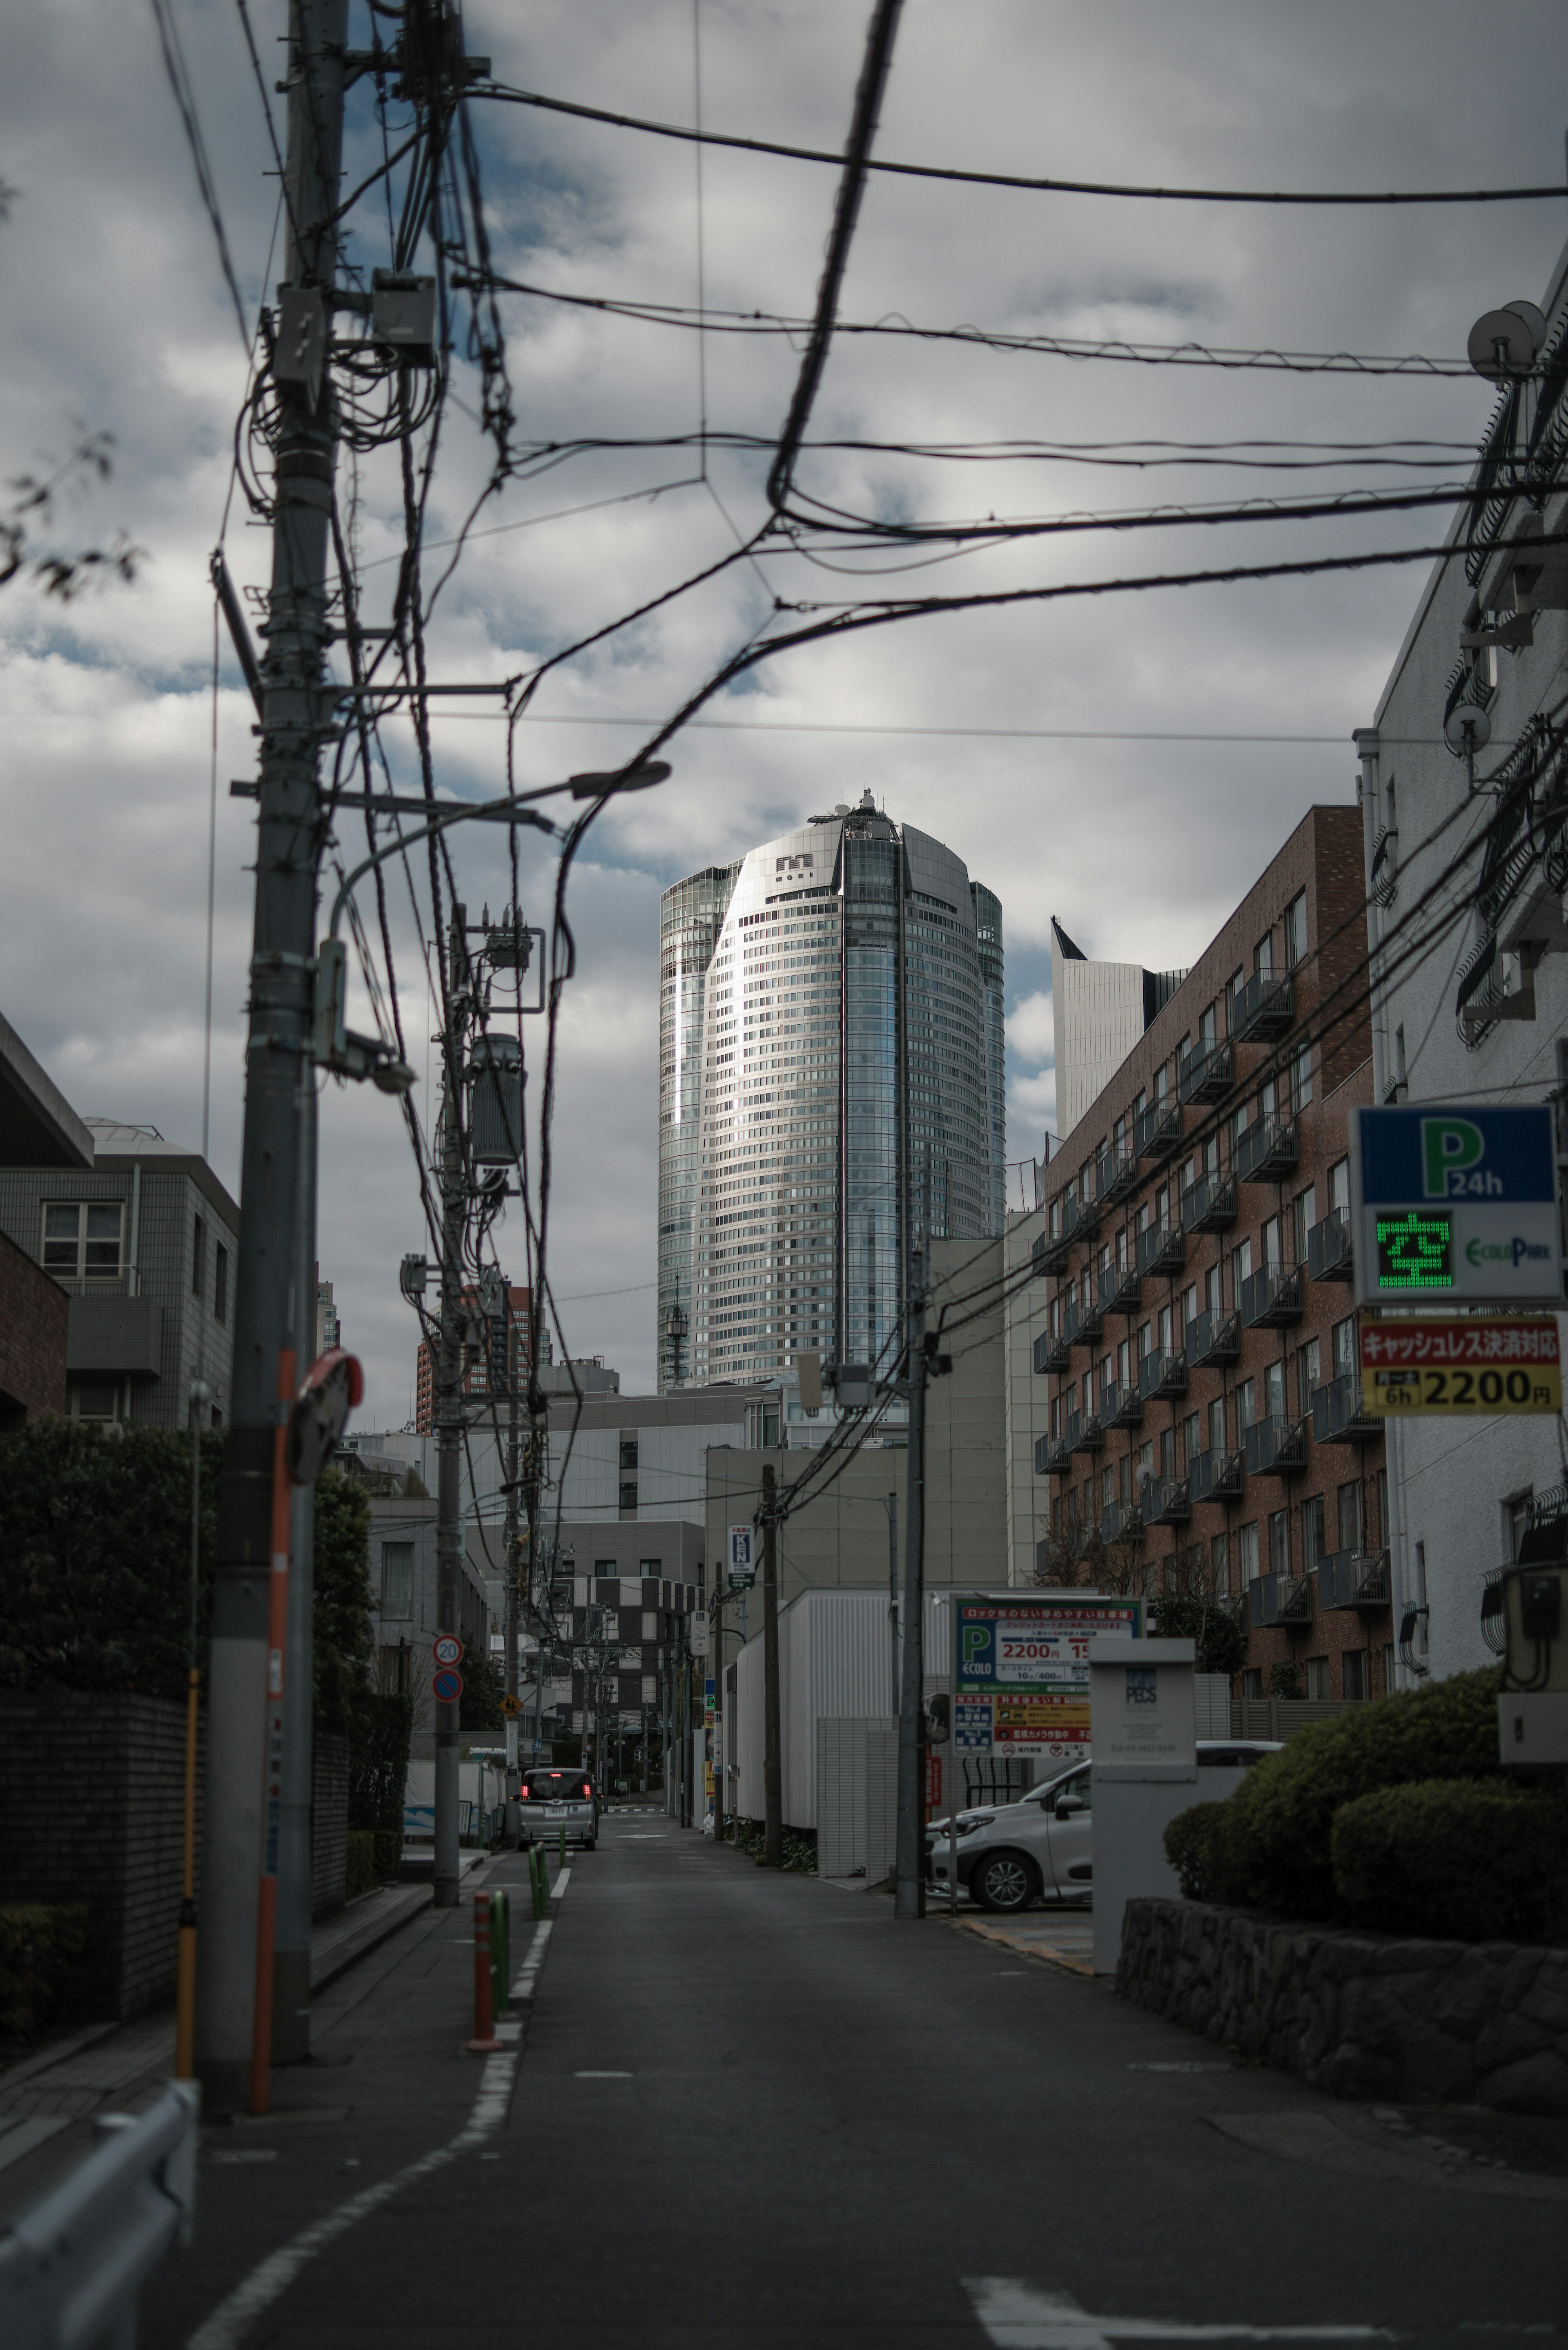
xmin=192 ymin=1216 xmax=205 ymax=1298
xmin=381 ymin=1541 xmax=414 ymax=1618
xmin=1305 ymin=1657 xmax=1329 ymax=1699
xmin=1238 ymin=1522 xmax=1260 ymax=1583
xmin=1283 ymin=889 xmax=1309 ymax=969
xmin=214 ymin=1244 xmax=229 ymax=1324
xmin=1338 ymin=1482 xmax=1364 ymax=1553
xmin=1268 ymin=1509 xmax=1290 ymax=1576
xmin=42 ymin=1202 xmax=124 ymax=1281
xmin=1342 ymin=1650 xmax=1369 ymax=1701
xmin=1302 ymin=1494 xmax=1326 ymax=1570
xmin=619 ymin=1436 xmax=639 ymax=1472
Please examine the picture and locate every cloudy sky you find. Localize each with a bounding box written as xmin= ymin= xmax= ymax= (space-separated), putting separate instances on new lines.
xmin=3 ymin=0 xmax=1567 ymax=1411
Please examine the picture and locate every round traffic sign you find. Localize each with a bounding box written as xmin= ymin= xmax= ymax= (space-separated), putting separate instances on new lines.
xmin=432 ymin=1634 xmax=464 ymax=1668
xmin=432 ymin=1667 xmax=464 ymax=1705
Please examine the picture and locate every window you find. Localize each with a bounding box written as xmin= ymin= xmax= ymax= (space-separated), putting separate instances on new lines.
xmin=1342 ymin=1650 xmax=1369 ymax=1701
xmin=1230 ymin=1237 xmax=1252 ymax=1300
xmin=70 ymin=1380 xmax=120 ymax=1421
xmin=619 ymin=1436 xmax=639 ymax=1472
xmin=1296 ymin=1336 xmax=1321 ymax=1411
xmin=1208 ymin=1396 xmax=1226 ymax=1453
xmin=1117 ymin=1338 xmax=1131 ymax=1387
xmin=1136 ymin=1440 xmax=1154 ymax=1485
xmin=1210 ymin=1532 xmax=1229 ymax=1595
xmin=1183 ymin=1411 xmax=1201 ymax=1467
xmin=1380 ymin=1644 xmax=1394 ymax=1695
xmin=1507 ymin=1493 xmax=1533 ymax=1562
xmin=1100 ymin=1465 xmax=1115 ymax=1512
xmin=1235 ymin=1377 xmax=1256 ymax=1433
xmin=1292 ymin=1186 xmax=1316 ymax=1264
xmin=1180 ymin=1282 xmax=1198 ymax=1333
xmin=1268 ymin=1509 xmax=1290 ymax=1576
xmin=1238 ymin=1522 xmax=1260 ymax=1583
xmin=1136 ymin=1319 xmax=1153 ymax=1361
xmin=1261 ymin=1215 xmax=1282 ymax=1269
xmin=1302 ymin=1494 xmax=1326 ymax=1570
xmin=1254 ymin=930 xmax=1275 ymax=976
xmin=1119 ymin=1452 xmax=1133 ymax=1507
xmin=1332 ymin=1316 xmax=1356 ymax=1379
xmin=1243 ymin=1667 xmax=1263 ymax=1701
xmin=1338 ymin=1481 xmax=1365 ymax=1553
xmin=1283 ymin=889 xmax=1308 ymax=969
xmin=42 ymin=1202 xmax=123 ymax=1281
xmin=1160 ymin=1426 xmax=1176 ymax=1480
xmin=1263 ymin=1360 xmax=1285 ymax=1420
xmin=192 ymin=1216 xmax=205 ymax=1298
xmin=1158 ymin=1304 xmax=1174 ymax=1354
xmin=1198 ymin=1003 xmax=1217 ymax=1050
xmin=1224 ymin=969 xmax=1245 ymax=1035
xmin=1305 ymin=1657 xmax=1329 ymax=1699
xmin=381 ymin=1542 xmax=414 ymax=1618
xmin=1205 ymin=1264 xmax=1222 ymax=1315
xmin=1328 ymin=1159 xmax=1350 ymax=1218
xmin=1292 ymin=1044 xmax=1313 ymax=1112
xmin=214 ymin=1244 xmax=229 ymax=1324
xmin=619 ymin=1481 xmax=639 ymax=1512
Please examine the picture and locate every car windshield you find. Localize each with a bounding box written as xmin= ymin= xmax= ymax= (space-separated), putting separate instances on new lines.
xmin=522 ymin=1773 xmax=592 ymax=1800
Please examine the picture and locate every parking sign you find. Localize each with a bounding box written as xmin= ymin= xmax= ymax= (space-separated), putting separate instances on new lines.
xmin=1350 ymin=1105 xmax=1562 ymax=1308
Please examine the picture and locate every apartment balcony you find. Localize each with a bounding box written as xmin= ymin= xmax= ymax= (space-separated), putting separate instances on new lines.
xmin=1033 ymin=1325 xmax=1072 ymax=1375
xmin=1310 ymin=1374 xmax=1382 ymax=1445
xmin=1067 ymin=1409 xmax=1105 ymax=1457
xmin=1179 ymin=1172 xmax=1237 ymax=1233
xmin=1135 ymin=1222 xmax=1186 ymax=1281
xmin=1232 ymin=970 xmax=1295 ymax=1043
xmin=1234 ymin=1115 xmax=1299 ymax=1184
xmin=1240 ymin=1264 xmax=1303 ymax=1331
xmin=1100 ymin=1500 xmax=1143 ymax=1543
xmin=1035 ymin=1431 xmax=1073 ymax=1476
xmin=1317 ymin=1548 xmax=1392 ymax=1612
xmin=1243 ymin=1414 xmax=1310 ymax=1478
xmin=1099 ymin=1261 xmax=1142 ymax=1315
xmin=1137 ymin=1349 xmax=1188 ymax=1403
xmin=1132 ymin=1098 xmax=1183 ymax=1162
xmin=1061 ymin=1193 xmax=1101 ymax=1246
xmin=1032 ymin=1229 xmax=1071 ymax=1278
xmin=1095 ymin=1148 xmax=1140 ymax=1208
xmin=1188 ymin=1447 xmax=1246 ymax=1504
xmin=1061 ymin=1298 xmax=1104 ymax=1349
xmin=1186 ymin=1308 xmax=1241 ymax=1369
xmin=1177 ymin=1038 xmax=1236 ymax=1105
xmin=1480 ymin=1569 xmax=1506 ymax=1655
xmin=1143 ymin=1475 xmax=1192 ymax=1527
xmin=1249 ymin=1570 xmax=1313 ymax=1628
xmin=1104 ymin=1381 xmax=1144 ymax=1431
xmin=1306 ymin=1211 xmax=1354 ymax=1284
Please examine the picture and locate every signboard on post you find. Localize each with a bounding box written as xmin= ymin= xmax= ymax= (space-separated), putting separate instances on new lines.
xmin=1350 ymin=1106 xmax=1563 ymax=1308
xmin=1360 ymin=1316 xmax=1562 ymax=1415
xmin=951 ymin=1592 xmax=1143 ymax=1761
xmin=726 ymin=1525 xmax=756 ymax=1587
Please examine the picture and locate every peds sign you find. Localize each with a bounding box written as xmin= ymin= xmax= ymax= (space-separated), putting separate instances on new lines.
xmin=1350 ymin=1106 xmax=1563 ymax=1310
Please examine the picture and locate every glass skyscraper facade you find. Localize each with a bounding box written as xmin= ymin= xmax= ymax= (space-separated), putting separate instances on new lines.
xmin=658 ymin=794 xmax=1004 ymax=1390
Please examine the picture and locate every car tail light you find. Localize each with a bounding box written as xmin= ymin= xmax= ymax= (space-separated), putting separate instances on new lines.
xmin=582 ymin=1784 xmax=591 ymax=1799
xmin=519 ymin=1786 xmax=530 ymax=1800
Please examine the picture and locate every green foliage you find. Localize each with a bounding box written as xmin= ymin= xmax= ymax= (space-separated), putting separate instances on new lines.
xmin=1331 ymin=1779 xmax=1568 ymax=1943
xmin=1164 ymin=1802 xmax=1233 ymax=1902
xmin=726 ymin=1819 xmax=817 ymax=1873
xmin=0 ymin=1904 xmax=91 ymax=2039
xmin=0 ymin=1422 xmax=222 ymax=1700
xmin=1178 ymin=1666 xmax=1503 ymax=1920
xmin=312 ymin=1471 xmax=374 ymax=1730
xmin=345 ymin=1831 xmax=377 ymax=1904
xmin=347 ymin=1689 xmax=412 ymax=1837
xmin=1149 ymin=1594 xmax=1245 ymax=1679
xmin=1269 ymin=1661 xmax=1305 ymax=1699
xmin=459 ymin=1647 xmax=506 ymax=1732
xmin=372 ymin=1829 xmax=402 ymax=1883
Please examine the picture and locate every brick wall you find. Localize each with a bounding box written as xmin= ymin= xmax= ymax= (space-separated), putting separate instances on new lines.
xmin=0 ymin=1226 xmax=67 ymax=1423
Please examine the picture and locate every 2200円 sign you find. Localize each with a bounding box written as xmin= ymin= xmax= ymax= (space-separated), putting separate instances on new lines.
xmin=1359 ymin=1317 xmax=1561 ymax=1416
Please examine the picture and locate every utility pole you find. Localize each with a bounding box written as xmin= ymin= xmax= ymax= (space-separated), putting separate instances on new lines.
xmin=434 ymin=903 xmax=469 ymax=1909
xmin=502 ymin=1299 xmax=521 ymax=1846
xmin=886 ymin=1489 xmax=898 ymax=1715
xmin=893 ymin=1206 xmax=929 ymax=1923
xmin=196 ymin=0 xmax=347 ymax=2117
xmin=761 ymin=1460 xmax=783 ymax=1868
xmin=273 ymin=1076 xmax=317 ymax=2063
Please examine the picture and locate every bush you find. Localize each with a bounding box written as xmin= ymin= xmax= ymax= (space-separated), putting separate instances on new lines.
xmin=1164 ymin=1802 xmax=1234 ymax=1902
xmin=372 ymin=1829 xmax=402 ymax=1883
xmin=0 ymin=1904 xmax=91 ymax=2039
xmin=1149 ymin=1595 xmax=1245 ymax=1679
xmin=1180 ymin=1666 xmax=1503 ymax=1920
xmin=1269 ymin=1661 xmax=1305 ymax=1699
xmin=1332 ymin=1779 xmax=1568 ymax=1943
xmin=345 ymin=1831 xmax=377 ymax=1903
xmin=726 ymin=1819 xmax=817 ymax=1873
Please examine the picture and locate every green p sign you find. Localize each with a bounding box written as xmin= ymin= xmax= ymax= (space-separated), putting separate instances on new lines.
xmin=1422 ymin=1117 xmax=1483 ymax=1198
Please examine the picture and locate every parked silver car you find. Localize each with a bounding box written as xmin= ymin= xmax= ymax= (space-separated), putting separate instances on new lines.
xmin=518 ymin=1767 xmax=598 ymax=1851
xmin=925 ymin=1741 xmax=1281 ymax=1913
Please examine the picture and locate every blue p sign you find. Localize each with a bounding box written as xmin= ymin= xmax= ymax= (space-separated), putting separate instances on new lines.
xmin=1422 ymin=1117 xmax=1484 ymax=1197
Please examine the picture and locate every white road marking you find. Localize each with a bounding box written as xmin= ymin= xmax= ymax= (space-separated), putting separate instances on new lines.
xmin=963 ymin=2282 xmax=1389 ymax=2350
xmin=510 ymin=1919 xmax=552 ymax=2002
xmin=575 ymin=2071 xmax=632 ymax=2079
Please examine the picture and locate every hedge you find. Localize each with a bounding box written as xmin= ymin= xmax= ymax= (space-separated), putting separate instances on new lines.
xmin=0 ymin=1904 xmax=91 ymax=2039
xmin=1164 ymin=1666 xmax=1503 ymax=1921
xmin=345 ymin=1831 xmax=377 ymax=1904
xmin=1331 ymin=1779 xmax=1568 ymax=1943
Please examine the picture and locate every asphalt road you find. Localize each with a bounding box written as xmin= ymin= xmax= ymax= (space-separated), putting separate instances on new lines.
xmin=145 ymin=1818 xmax=1566 ymax=2350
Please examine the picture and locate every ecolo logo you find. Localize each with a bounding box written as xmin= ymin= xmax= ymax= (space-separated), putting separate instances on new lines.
xmin=1465 ymin=1236 xmax=1551 ymax=1266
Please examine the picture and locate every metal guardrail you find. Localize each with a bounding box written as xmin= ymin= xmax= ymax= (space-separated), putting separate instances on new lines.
xmin=0 ymin=2078 xmax=198 ymax=2350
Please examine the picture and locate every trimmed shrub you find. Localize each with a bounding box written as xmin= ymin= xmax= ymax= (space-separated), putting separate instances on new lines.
xmin=372 ymin=1829 xmax=402 ymax=1883
xmin=1176 ymin=1666 xmax=1503 ymax=1920
xmin=1149 ymin=1595 xmax=1245 ymax=1679
xmin=1164 ymin=1802 xmax=1233 ymax=1902
xmin=0 ymin=1904 xmax=91 ymax=2039
xmin=345 ymin=1831 xmax=377 ymax=1903
xmin=1331 ymin=1779 xmax=1568 ymax=1943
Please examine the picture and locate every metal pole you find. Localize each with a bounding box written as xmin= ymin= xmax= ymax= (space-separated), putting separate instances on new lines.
xmin=894 ymin=1227 xmax=929 ymax=1922
xmin=274 ymin=1069 xmax=317 ymax=2064
xmin=195 ymin=0 xmax=347 ymax=2114
xmin=434 ymin=906 xmax=469 ymax=1908
xmin=503 ymin=1305 xmax=521 ymax=1846
xmin=761 ymin=1461 xmax=783 ymax=1867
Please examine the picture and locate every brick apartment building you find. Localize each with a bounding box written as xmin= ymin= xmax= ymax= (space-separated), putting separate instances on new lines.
xmin=414 ymin=1282 xmax=531 ymax=1434
xmin=1022 ymin=806 xmax=1392 ymax=1701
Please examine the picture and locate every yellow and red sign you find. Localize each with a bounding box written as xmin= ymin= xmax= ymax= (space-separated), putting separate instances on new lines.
xmin=1359 ymin=1316 xmax=1561 ymax=1416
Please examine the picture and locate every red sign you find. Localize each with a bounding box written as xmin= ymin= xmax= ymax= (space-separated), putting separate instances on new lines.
xmin=1359 ymin=1315 xmax=1562 ymax=1417
xmin=925 ymin=1755 xmax=942 ymax=1811
xmin=432 ymin=1667 xmax=464 ymax=1705
xmin=432 ymin=1634 xmax=464 ymax=1667
xmin=1359 ymin=1316 xmax=1560 ymax=1370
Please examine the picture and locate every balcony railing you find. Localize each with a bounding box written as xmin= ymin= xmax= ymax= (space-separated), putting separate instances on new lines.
xmin=1317 ymin=1547 xmax=1392 ymax=1610
xmin=1095 ymin=1148 xmax=1140 ymax=1208
xmin=1035 ymin=1431 xmax=1072 ymax=1476
xmin=1188 ymin=1447 xmax=1245 ymax=1503
xmin=1177 ymin=1038 xmax=1235 ymax=1105
xmin=1240 ymin=1264 xmax=1303 ymax=1330
xmin=1132 ymin=1097 xmax=1184 ymax=1162
xmin=1105 ymin=1381 xmax=1144 ymax=1430
xmin=1232 ymin=970 xmax=1295 ymax=1043
xmin=1186 ymin=1307 xmax=1240 ymax=1368
xmin=1137 ymin=1349 xmax=1188 ymax=1403
xmin=1135 ymin=1222 xmax=1185 ymax=1280
xmin=1100 ymin=1499 xmax=1143 ymax=1544
xmin=1061 ymin=1298 xmax=1105 ymax=1349
xmin=1306 ymin=1211 xmax=1354 ymax=1284
xmin=1310 ymin=1374 xmax=1381 ymax=1445
xmin=1099 ymin=1261 xmax=1142 ymax=1315
xmin=1067 ymin=1409 xmax=1105 ymax=1456
xmin=1033 ymin=1325 xmax=1072 ymax=1375
xmin=1061 ymin=1193 xmax=1101 ymax=1246
xmin=1480 ymin=1568 xmax=1506 ymax=1654
xmin=1243 ymin=1414 xmax=1310 ymax=1478
xmin=1179 ymin=1172 xmax=1237 ymax=1233
xmin=1248 ymin=1570 xmax=1313 ymax=1628
xmin=1234 ymin=1115 xmax=1299 ymax=1183
xmin=1032 ymin=1228 xmax=1071 ymax=1278
xmin=1143 ymin=1475 xmax=1192 ymax=1527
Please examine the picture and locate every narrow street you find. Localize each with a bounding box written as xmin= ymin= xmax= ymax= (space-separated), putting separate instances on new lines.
xmin=143 ymin=1821 xmax=1566 ymax=2350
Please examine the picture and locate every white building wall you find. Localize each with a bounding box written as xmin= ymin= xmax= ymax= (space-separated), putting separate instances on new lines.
xmin=1051 ymin=950 xmax=1147 ymax=1143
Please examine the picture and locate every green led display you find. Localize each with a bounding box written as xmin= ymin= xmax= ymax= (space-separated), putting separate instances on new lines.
xmin=1375 ymin=1209 xmax=1454 ymax=1291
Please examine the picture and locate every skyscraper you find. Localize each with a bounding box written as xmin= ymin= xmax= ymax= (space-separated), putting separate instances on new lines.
xmin=657 ymin=794 xmax=1004 ymax=1389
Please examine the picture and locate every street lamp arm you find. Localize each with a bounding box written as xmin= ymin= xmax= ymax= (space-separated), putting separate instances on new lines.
xmin=327 ymin=794 xmax=557 ymax=942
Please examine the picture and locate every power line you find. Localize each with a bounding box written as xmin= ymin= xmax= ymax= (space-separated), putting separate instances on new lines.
xmin=149 ymin=0 xmax=252 ymax=351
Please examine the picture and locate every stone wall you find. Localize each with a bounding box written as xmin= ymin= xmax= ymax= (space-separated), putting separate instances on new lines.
xmin=1117 ymin=1897 xmax=1568 ymax=2118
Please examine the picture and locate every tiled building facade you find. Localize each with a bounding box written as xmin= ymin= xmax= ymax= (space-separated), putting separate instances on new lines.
xmin=414 ymin=1281 xmax=531 ymax=1435
xmin=1010 ymin=807 xmax=1394 ymax=1702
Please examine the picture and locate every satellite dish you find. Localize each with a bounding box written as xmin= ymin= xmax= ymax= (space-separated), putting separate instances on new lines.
xmin=1468 ymin=307 xmax=1537 ymax=379
xmin=1444 ymin=704 xmax=1492 ymax=756
xmin=1503 ymin=300 xmax=1548 ymax=355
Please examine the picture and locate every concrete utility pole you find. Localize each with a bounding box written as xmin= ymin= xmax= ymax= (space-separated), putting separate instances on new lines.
xmin=434 ymin=901 xmax=470 ymax=1908
xmin=274 ymin=1077 xmax=317 ymax=2062
xmin=196 ymin=0 xmax=347 ymax=2116
xmin=502 ymin=1306 xmax=521 ymax=1846
xmin=761 ymin=1460 xmax=783 ymax=1868
xmin=893 ymin=1229 xmax=929 ymax=1922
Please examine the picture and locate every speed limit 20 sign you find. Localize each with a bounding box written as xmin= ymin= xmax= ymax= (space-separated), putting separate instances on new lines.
xmin=432 ymin=1634 xmax=464 ymax=1667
